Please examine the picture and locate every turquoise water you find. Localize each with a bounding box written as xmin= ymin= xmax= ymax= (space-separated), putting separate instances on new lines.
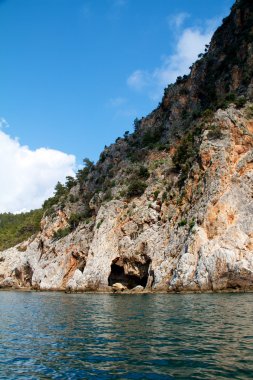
xmin=0 ymin=292 xmax=253 ymax=379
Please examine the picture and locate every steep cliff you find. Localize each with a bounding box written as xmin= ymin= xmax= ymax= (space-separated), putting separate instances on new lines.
xmin=0 ymin=0 xmax=252 ymax=292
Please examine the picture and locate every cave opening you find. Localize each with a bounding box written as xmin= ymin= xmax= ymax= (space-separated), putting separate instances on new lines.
xmin=108 ymin=258 xmax=150 ymax=289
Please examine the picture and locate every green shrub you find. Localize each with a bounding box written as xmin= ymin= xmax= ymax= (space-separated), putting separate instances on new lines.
xmin=134 ymin=118 xmax=141 ymax=133
xmin=65 ymin=176 xmax=77 ymax=190
xmin=179 ymin=87 xmax=189 ymax=96
xmin=76 ymin=167 xmax=89 ymax=183
xmin=127 ymin=180 xmax=147 ymax=198
xmin=176 ymin=75 xmax=188 ymax=84
xmin=68 ymin=213 xmax=84 ymax=230
xmin=235 ymin=96 xmax=247 ymax=109
xmin=208 ymin=125 xmax=222 ymax=140
xmin=162 ymin=192 xmax=168 ymax=202
xmin=157 ymin=143 xmax=168 ymax=151
xmin=52 ymin=227 xmax=71 ymax=241
xmin=202 ymin=108 xmax=214 ymax=120
xmin=217 ymin=94 xmax=246 ymax=110
xmin=192 ymin=108 xmax=202 ymax=120
xmin=140 ymin=124 xmax=164 ymax=149
xmin=216 ymin=93 xmax=236 ymax=110
xmin=225 ymin=93 xmax=236 ymax=102
xmin=119 ymin=189 xmax=127 ymax=198
xmin=173 ymin=132 xmax=196 ymax=170
xmin=189 ymin=219 xmax=195 ymax=230
xmin=83 ymin=157 xmax=94 ymax=171
xmin=246 ymin=104 xmax=253 ymax=118
xmin=153 ymin=190 xmax=159 ymax=200
xmin=138 ymin=166 xmax=150 ymax=179
xmin=172 ymin=128 xmax=202 ymax=187
xmin=103 ymin=189 xmax=113 ymax=202
xmin=99 ymin=151 xmax=107 ymax=163
xmin=182 ymin=109 xmax=189 ymax=120
xmin=124 ymin=131 xmax=129 ymax=139
xmin=178 ymin=219 xmax=187 ymax=227
xmin=127 ymin=149 xmax=147 ymax=163
xmin=42 ymin=181 xmax=68 ymax=211
xmin=69 ymin=194 xmax=77 ymax=203
xmin=72 ymin=213 xmax=91 ymax=228
xmin=97 ymin=218 xmax=104 ymax=229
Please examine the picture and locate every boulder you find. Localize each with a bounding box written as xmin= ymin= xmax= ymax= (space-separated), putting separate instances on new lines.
xmin=131 ymin=285 xmax=144 ymax=293
xmin=112 ymin=283 xmax=127 ymax=292
xmin=0 ymin=277 xmax=19 ymax=289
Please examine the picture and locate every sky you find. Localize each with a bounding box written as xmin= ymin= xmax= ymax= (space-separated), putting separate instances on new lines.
xmin=0 ymin=0 xmax=235 ymax=213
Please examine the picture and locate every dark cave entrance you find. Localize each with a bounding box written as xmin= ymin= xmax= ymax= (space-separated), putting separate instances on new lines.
xmin=108 ymin=257 xmax=151 ymax=289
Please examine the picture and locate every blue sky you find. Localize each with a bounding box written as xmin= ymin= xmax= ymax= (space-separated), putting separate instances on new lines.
xmin=0 ymin=0 xmax=234 ymax=212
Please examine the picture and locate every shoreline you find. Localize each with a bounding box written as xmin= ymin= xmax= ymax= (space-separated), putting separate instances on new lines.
xmin=1 ymin=287 xmax=253 ymax=295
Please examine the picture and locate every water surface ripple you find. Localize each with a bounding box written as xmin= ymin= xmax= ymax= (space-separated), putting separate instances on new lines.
xmin=0 ymin=292 xmax=253 ymax=379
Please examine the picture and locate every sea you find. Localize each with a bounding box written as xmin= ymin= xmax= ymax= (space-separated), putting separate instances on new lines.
xmin=0 ymin=292 xmax=253 ymax=379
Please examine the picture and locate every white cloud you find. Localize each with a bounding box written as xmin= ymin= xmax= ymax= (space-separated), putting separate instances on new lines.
xmin=153 ymin=27 xmax=212 ymax=88
xmin=127 ymin=70 xmax=150 ymax=91
xmin=0 ymin=129 xmax=76 ymax=213
xmin=127 ymin=18 xmax=218 ymax=100
xmin=0 ymin=117 xmax=9 ymax=129
xmin=167 ymin=12 xmax=190 ymax=29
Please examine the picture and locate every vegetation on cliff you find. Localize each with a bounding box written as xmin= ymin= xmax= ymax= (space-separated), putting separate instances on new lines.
xmin=0 ymin=209 xmax=43 ymax=251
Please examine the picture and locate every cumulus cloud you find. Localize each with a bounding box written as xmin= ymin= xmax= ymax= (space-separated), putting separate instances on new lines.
xmin=167 ymin=12 xmax=190 ymax=29
xmin=152 ymin=28 xmax=212 ymax=89
xmin=0 ymin=117 xmax=9 ymax=129
xmin=0 ymin=129 xmax=76 ymax=213
xmin=127 ymin=16 xmax=219 ymax=100
xmin=127 ymin=70 xmax=150 ymax=91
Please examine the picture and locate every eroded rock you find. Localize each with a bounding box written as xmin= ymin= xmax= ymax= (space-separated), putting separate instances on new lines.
xmin=112 ymin=283 xmax=127 ymax=292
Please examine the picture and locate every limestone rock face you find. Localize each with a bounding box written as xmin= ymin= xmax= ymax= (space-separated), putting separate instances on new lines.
xmin=0 ymin=106 xmax=252 ymax=292
xmin=0 ymin=0 xmax=252 ymax=292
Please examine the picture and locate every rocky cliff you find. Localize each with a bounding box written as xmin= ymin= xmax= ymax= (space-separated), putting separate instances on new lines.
xmin=0 ymin=0 xmax=253 ymax=292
